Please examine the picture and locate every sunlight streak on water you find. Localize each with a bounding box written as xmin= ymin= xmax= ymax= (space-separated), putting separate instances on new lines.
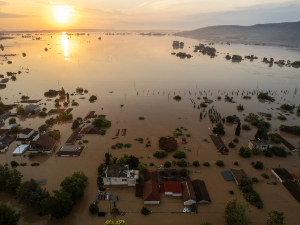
xmin=61 ymin=32 xmax=69 ymax=61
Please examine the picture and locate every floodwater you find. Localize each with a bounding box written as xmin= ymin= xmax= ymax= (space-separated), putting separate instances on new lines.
xmin=1 ymin=33 xmax=300 ymax=225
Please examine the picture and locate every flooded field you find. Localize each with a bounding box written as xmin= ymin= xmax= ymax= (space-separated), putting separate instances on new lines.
xmin=1 ymin=33 xmax=300 ymax=225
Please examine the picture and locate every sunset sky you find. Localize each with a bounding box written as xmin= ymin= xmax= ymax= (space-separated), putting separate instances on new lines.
xmin=0 ymin=0 xmax=299 ymax=31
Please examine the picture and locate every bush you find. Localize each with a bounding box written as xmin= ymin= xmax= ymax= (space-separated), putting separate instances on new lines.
xmin=173 ymin=150 xmax=186 ymax=159
xmin=172 ymin=160 xmax=176 ymax=166
xmin=192 ymin=160 xmax=200 ymax=167
xmin=28 ymin=153 xmax=35 ymax=159
xmin=280 ymin=104 xmax=293 ymax=110
xmin=124 ymin=143 xmax=132 ymax=148
xmin=258 ymin=92 xmax=275 ymax=102
xmin=233 ymin=138 xmax=239 ymax=143
xmin=46 ymin=130 xmax=60 ymax=140
xmin=251 ymin=147 xmax=260 ymax=155
xmin=9 ymin=118 xmax=16 ymax=124
xmin=233 ymin=160 xmax=239 ymax=166
xmin=139 ymin=117 xmax=145 ymax=120
xmin=45 ymin=118 xmax=56 ymax=126
xmin=150 ymin=162 xmax=154 ymax=167
xmin=264 ymin=151 xmax=273 ymax=157
xmin=71 ymin=120 xmax=80 ymax=129
xmin=228 ymin=142 xmax=235 ymax=148
xmin=115 ymin=143 xmax=123 ymax=149
xmin=111 ymin=207 xmax=119 ymax=214
xmin=89 ymin=203 xmax=99 ymax=214
xmin=153 ymin=150 xmax=168 ymax=159
xmin=38 ymin=111 xmax=47 ymax=117
xmin=164 ymin=161 xmax=171 ymax=168
xmin=242 ymin=124 xmax=251 ymax=130
xmin=253 ymin=161 xmax=264 ymax=170
xmin=137 ymin=163 xmax=147 ymax=172
xmin=186 ymin=133 xmax=191 ymax=137
xmin=31 ymin=163 xmax=40 ymax=166
xmin=176 ymin=159 xmax=187 ymax=167
xmin=261 ymin=173 xmax=269 ymax=179
xmin=237 ymin=104 xmax=244 ymax=110
xmin=111 ymin=145 xmax=116 ymax=149
xmin=271 ymin=146 xmax=288 ymax=158
xmin=11 ymin=161 xmax=19 ymax=167
xmin=89 ymin=95 xmax=97 ymax=101
xmin=99 ymin=130 xmax=106 ymax=135
xmin=226 ymin=115 xmax=239 ymax=123
xmin=277 ymin=115 xmax=287 ymax=120
xmin=83 ymin=139 xmax=88 ymax=143
xmin=216 ymin=160 xmax=224 ymax=167
xmin=239 ymin=146 xmax=251 ymax=158
xmin=203 ymin=162 xmax=210 ymax=167
xmin=252 ymin=177 xmax=259 ymax=182
xmin=271 ymin=181 xmax=278 ymax=185
xmin=141 ymin=206 xmax=151 ymax=215
xmin=56 ymin=112 xmax=73 ymax=122
xmin=265 ymin=113 xmax=272 ymax=118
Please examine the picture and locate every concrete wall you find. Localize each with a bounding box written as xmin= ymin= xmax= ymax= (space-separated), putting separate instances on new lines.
xmin=17 ymin=130 xmax=34 ymax=139
xmin=144 ymin=201 xmax=160 ymax=204
xmin=184 ymin=200 xmax=196 ymax=205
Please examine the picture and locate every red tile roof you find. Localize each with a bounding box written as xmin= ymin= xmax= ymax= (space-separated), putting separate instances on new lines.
xmin=144 ymin=170 xmax=158 ymax=182
xmin=164 ymin=181 xmax=182 ymax=194
xmin=290 ymin=173 xmax=299 ymax=180
xmin=143 ymin=179 xmax=160 ymax=202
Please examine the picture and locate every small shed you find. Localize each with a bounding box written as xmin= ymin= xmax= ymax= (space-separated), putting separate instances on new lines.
xmin=13 ymin=145 xmax=29 ymax=155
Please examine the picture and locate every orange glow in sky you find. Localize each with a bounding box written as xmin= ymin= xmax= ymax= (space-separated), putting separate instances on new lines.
xmin=53 ymin=5 xmax=74 ymax=24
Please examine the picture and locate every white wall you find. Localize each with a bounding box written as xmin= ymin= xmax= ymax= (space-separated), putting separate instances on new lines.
xmin=17 ymin=130 xmax=34 ymax=139
xmin=184 ymin=200 xmax=196 ymax=205
xmin=144 ymin=201 xmax=160 ymax=204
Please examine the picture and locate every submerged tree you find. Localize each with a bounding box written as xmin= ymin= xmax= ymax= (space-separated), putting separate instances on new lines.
xmin=266 ymin=210 xmax=286 ymax=225
xmin=224 ymin=198 xmax=252 ymax=225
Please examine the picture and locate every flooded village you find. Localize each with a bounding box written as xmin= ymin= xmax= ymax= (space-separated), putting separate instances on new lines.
xmin=1 ymin=31 xmax=300 ymax=225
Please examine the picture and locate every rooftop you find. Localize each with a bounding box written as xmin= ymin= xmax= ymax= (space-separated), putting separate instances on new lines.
xmin=182 ymin=181 xmax=196 ymax=202
xmin=230 ymin=168 xmax=250 ymax=185
xmin=20 ymin=128 xmax=34 ymax=135
xmin=56 ymin=146 xmax=84 ymax=156
xmin=144 ymin=170 xmax=158 ymax=182
xmin=250 ymin=139 xmax=272 ymax=146
xmin=143 ymin=179 xmax=160 ymax=202
xmin=102 ymin=164 xmax=130 ymax=178
xmin=191 ymin=179 xmax=211 ymax=203
xmin=164 ymin=181 xmax=182 ymax=194
xmin=158 ymin=169 xmax=190 ymax=185
xmin=24 ymin=104 xmax=39 ymax=111
xmin=31 ymin=134 xmax=56 ymax=149
xmin=0 ymin=129 xmax=9 ymax=136
xmin=272 ymin=168 xmax=294 ymax=181
xmin=159 ymin=137 xmax=177 ymax=152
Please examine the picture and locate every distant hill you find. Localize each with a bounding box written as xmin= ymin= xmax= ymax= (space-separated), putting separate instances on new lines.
xmin=176 ymin=22 xmax=300 ymax=45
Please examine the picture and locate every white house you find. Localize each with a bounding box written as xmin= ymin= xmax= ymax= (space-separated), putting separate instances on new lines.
xmin=12 ymin=145 xmax=29 ymax=155
xmin=16 ymin=128 xmax=38 ymax=145
xmin=182 ymin=181 xmax=197 ymax=205
xmin=102 ymin=164 xmax=139 ymax=186
xmin=248 ymin=139 xmax=273 ymax=151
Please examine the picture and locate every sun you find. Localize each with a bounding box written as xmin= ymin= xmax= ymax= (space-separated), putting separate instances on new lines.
xmin=53 ymin=5 xmax=73 ymax=24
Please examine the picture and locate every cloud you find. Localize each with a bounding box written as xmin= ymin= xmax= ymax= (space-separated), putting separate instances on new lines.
xmin=35 ymin=1 xmax=62 ymax=6
xmin=0 ymin=1 xmax=8 ymax=6
xmin=0 ymin=12 xmax=33 ymax=18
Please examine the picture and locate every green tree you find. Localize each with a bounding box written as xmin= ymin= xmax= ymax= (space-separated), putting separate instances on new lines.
xmin=0 ymin=202 xmax=21 ymax=225
xmin=111 ymin=207 xmax=120 ymax=214
xmin=173 ymin=150 xmax=186 ymax=159
xmin=235 ymin=120 xmax=241 ymax=136
xmin=93 ymin=118 xmax=111 ymax=128
xmin=38 ymin=124 xmax=47 ymax=133
xmin=16 ymin=105 xmax=24 ymax=113
xmin=153 ymin=150 xmax=168 ymax=158
xmin=115 ymin=220 xmax=127 ymax=225
xmin=164 ymin=161 xmax=171 ymax=168
xmin=239 ymin=146 xmax=251 ymax=158
xmin=71 ymin=120 xmax=80 ymax=129
xmin=192 ymin=160 xmax=200 ymax=167
xmin=9 ymin=118 xmax=16 ymax=125
xmin=8 ymin=126 xmax=22 ymax=134
xmin=56 ymin=112 xmax=73 ymax=122
xmin=137 ymin=163 xmax=147 ymax=172
xmin=201 ymin=222 xmax=213 ymax=225
xmin=104 ymin=221 xmax=115 ymax=225
xmin=89 ymin=203 xmax=99 ymax=214
xmin=251 ymin=147 xmax=260 ymax=155
xmin=0 ymin=165 xmax=23 ymax=194
xmin=266 ymin=210 xmax=286 ymax=225
xmin=41 ymin=190 xmax=74 ymax=219
xmin=141 ymin=206 xmax=151 ymax=215
xmin=213 ymin=122 xmax=225 ymax=135
xmin=60 ymin=172 xmax=88 ymax=200
xmin=116 ymin=157 xmax=126 ymax=164
xmin=224 ymin=198 xmax=252 ymax=225
xmin=46 ymin=130 xmax=60 ymax=140
xmin=89 ymin=95 xmax=97 ymax=101
xmin=15 ymin=179 xmax=50 ymax=207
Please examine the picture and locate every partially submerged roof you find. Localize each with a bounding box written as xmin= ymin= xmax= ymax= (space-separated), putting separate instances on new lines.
xmin=283 ymin=181 xmax=300 ymax=203
xmin=191 ymin=179 xmax=211 ymax=203
xmin=230 ymin=168 xmax=250 ymax=185
xmin=209 ymin=135 xmax=229 ymax=155
xmin=24 ymin=104 xmax=39 ymax=111
xmin=56 ymin=146 xmax=84 ymax=156
xmin=164 ymin=181 xmax=182 ymax=194
xmin=0 ymin=129 xmax=9 ymax=136
xmin=102 ymin=164 xmax=129 ymax=178
xmin=272 ymin=168 xmax=294 ymax=181
xmin=85 ymin=111 xmax=96 ymax=119
xmin=66 ymin=132 xmax=79 ymax=144
xmin=158 ymin=169 xmax=190 ymax=185
xmin=13 ymin=145 xmax=29 ymax=155
xmin=143 ymin=179 xmax=160 ymax=202
xmin=274 ymin=133 xmax=298 ymax=151
xmin=144 ymin=170 xmax=158 ymax=182
xmin=250 ymin=139 xmax=272 ymax=146
xmin=48 ymin=109 xmax=65 ymax=114
xmin=31 ymin=134 xmax=56 ymax=149
xmin=159 ymin=137 xmax=177 ymax=152
xmin=290 ymin=173 xmax=299 ymax=180
xmin=182 ymin=181 xmax=196 ymax=202
xmin=20 ymin=128 xmax=34 ymax=135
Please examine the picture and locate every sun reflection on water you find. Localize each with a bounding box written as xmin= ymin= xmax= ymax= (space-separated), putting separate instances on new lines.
xmin=61 ymin=32 xmax=69 ymax=61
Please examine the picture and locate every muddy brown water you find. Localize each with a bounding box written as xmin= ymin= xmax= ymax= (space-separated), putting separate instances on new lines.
xmin=0 ymin=33 xmax=300 ymax=225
